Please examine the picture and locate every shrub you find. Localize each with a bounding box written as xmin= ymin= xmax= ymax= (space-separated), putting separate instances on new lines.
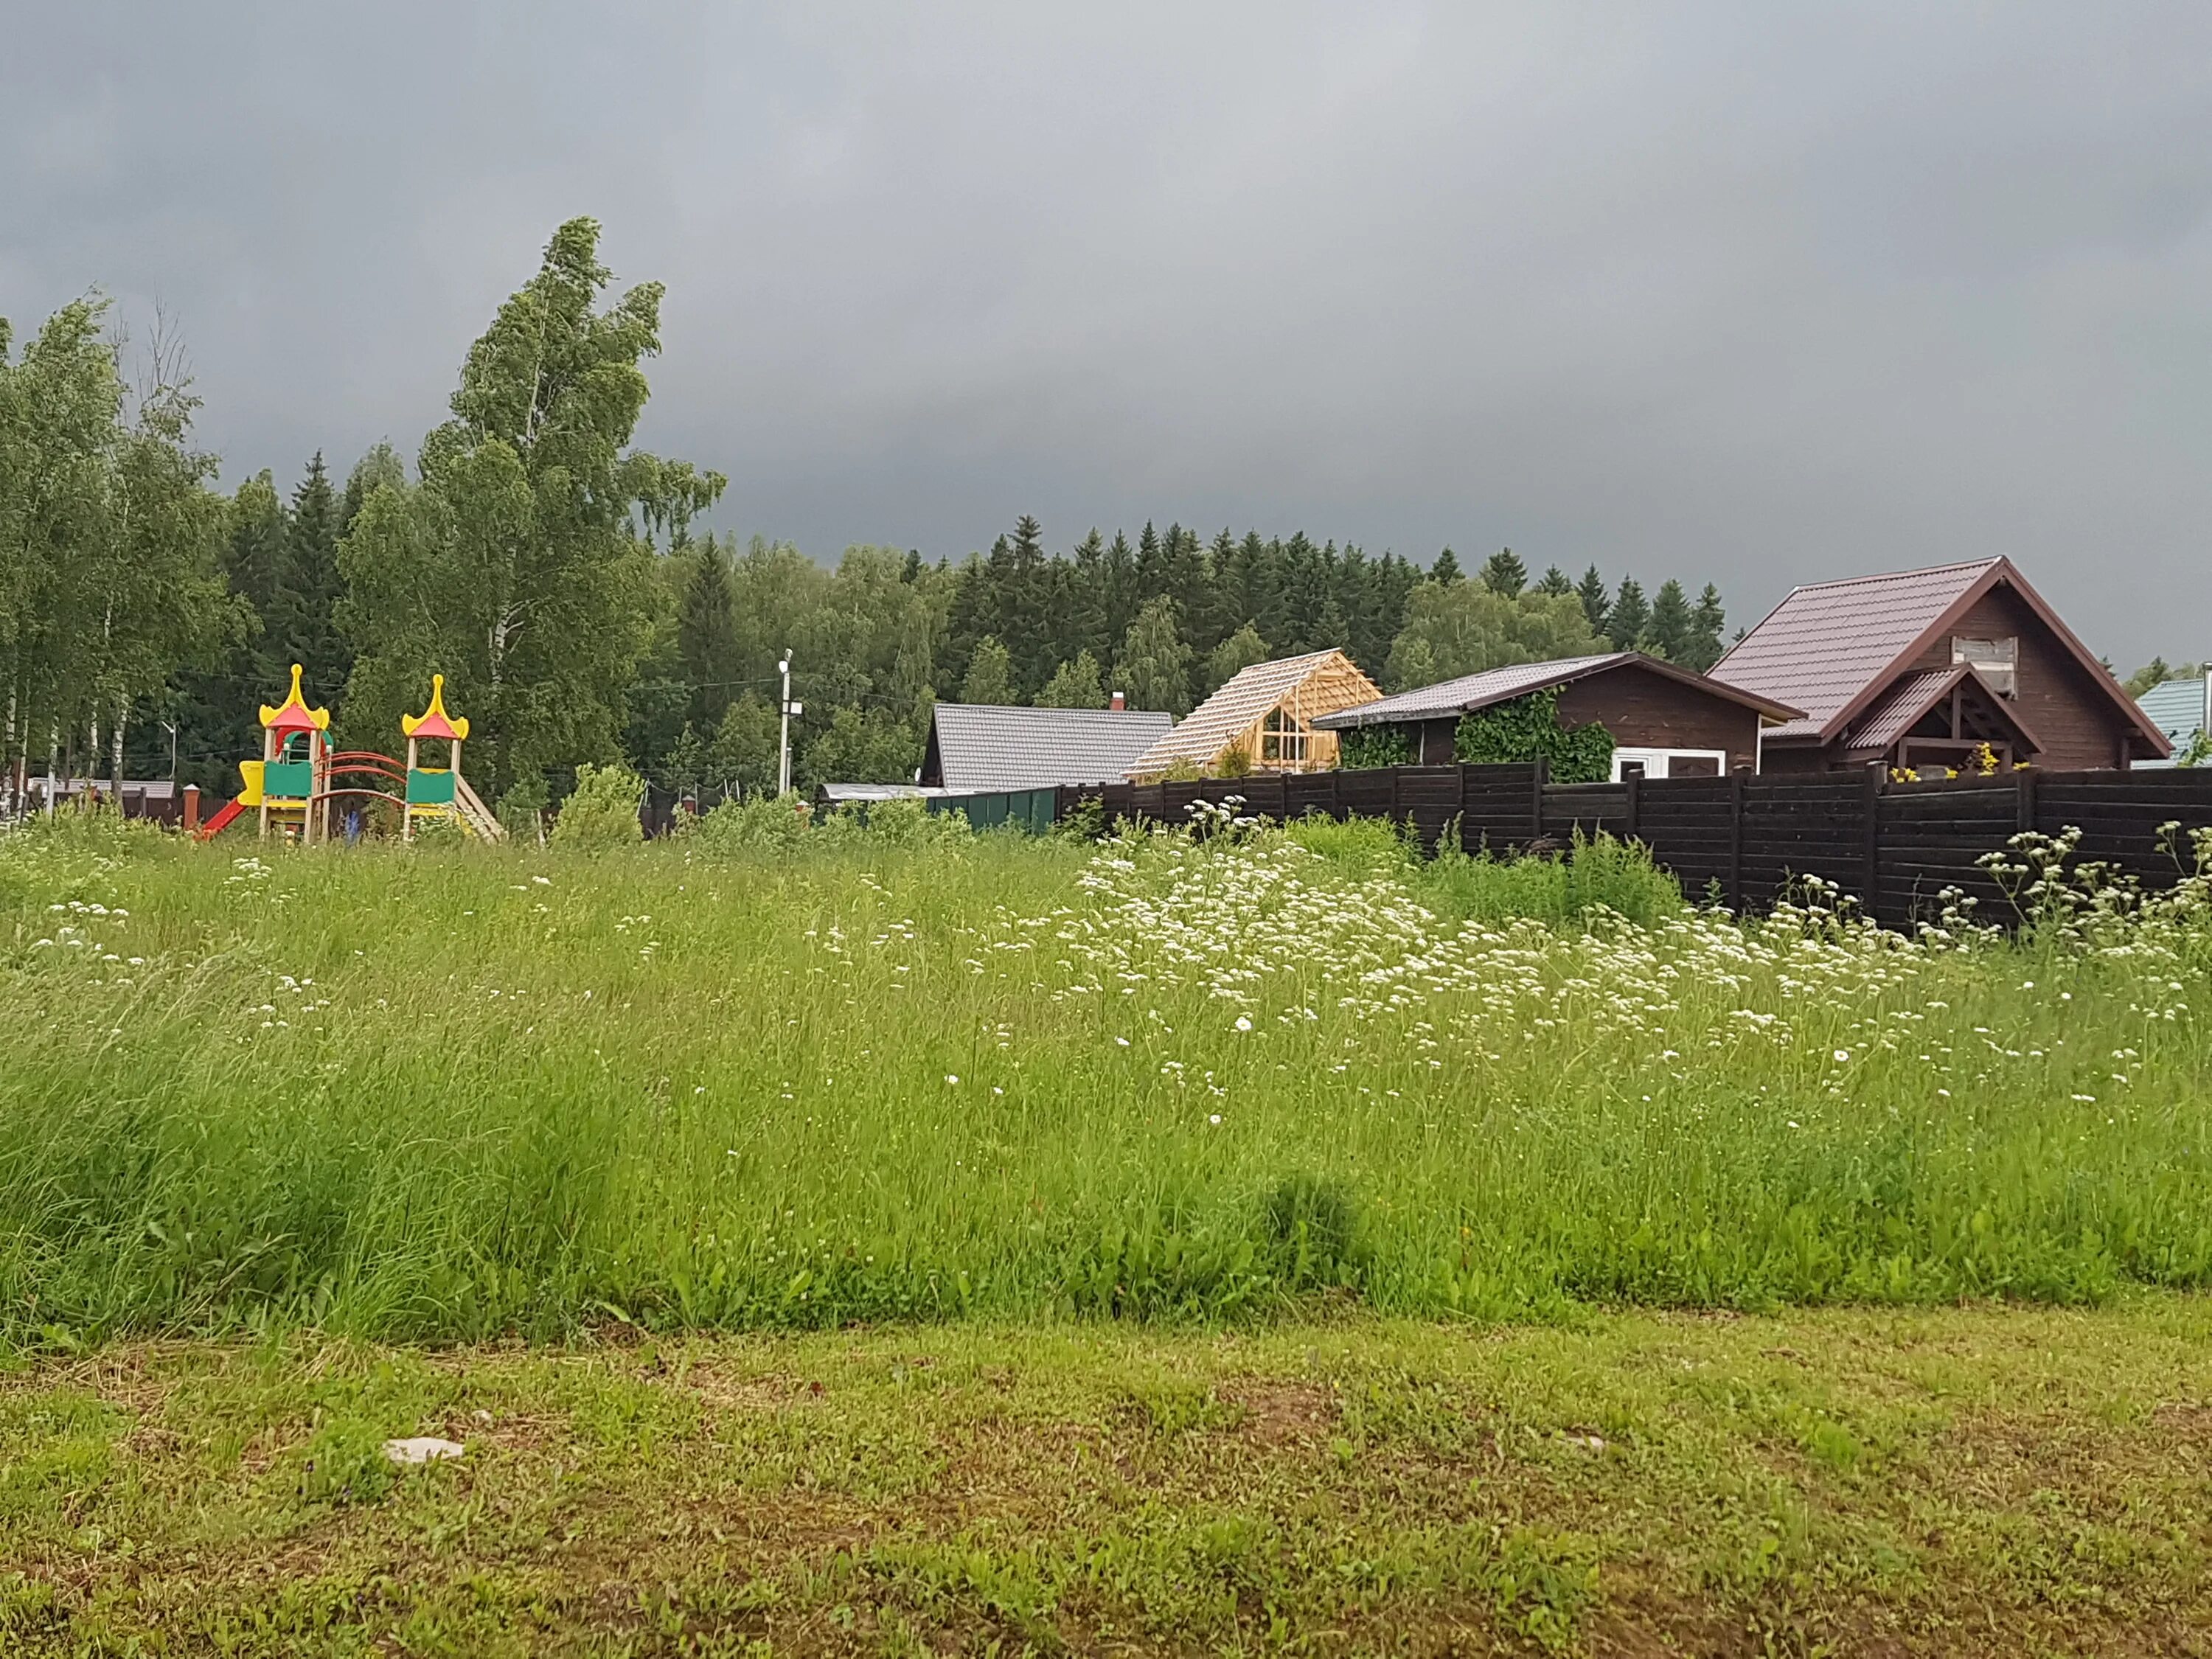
xmin=818 ymin=796 xmax=971 ymax=851
xmin=549 ymin=763 xmax=644 ymax=849
xmin=1419 ymin=828 xmax=1681 ymax=927
xmin=1054 ymin=795 xmax=1108 ymax=842
xmin=1284 ymin=811 xmax=1417 ymax=877
xmin=692 ymin=791 xmax=812 ymax=853
xmin=1212 ymin=742 xmax=1255 ymax=779
xmin=496 ymin=776 xmax=549 ymax=844
xmin=408 ymin=811 xmax=467 ymax=849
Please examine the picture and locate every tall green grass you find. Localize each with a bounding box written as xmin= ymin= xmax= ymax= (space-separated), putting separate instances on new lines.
xmin=0 ymin=809 xmax=2208 ymax=1345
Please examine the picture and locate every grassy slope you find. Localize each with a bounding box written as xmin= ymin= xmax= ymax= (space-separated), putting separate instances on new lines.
xmin=7 ymin=1301 xmax=2212 ymax=1655
xmin=2 ymin=816 xmax=2211 ymax=1340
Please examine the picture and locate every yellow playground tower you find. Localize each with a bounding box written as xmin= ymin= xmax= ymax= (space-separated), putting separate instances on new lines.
xmin=401 ymin=674 xmax=501 ymax=840
xmin=257 ymin=664 xmax=331 ymax=844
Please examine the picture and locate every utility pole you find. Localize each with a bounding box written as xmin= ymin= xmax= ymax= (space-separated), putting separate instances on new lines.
xmin=776 ymin=654 xmax=803 ymax=796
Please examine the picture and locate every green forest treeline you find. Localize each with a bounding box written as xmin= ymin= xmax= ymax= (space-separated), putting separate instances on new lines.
xmin=3 ymin=218 xmax=1733 ymax=807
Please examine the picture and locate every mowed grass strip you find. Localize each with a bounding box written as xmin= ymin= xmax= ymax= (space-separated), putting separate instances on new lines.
xmin=5 ymin=1303 xmax=2212 ymax=1655
xmin=2 ymin=812 xmax=2211 ymax=1341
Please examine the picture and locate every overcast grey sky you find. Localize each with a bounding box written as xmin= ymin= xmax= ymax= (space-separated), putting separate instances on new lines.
xmin=7 ymin=3 xmax=2211 ymax=666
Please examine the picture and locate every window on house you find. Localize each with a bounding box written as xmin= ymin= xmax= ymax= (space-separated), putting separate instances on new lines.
xmin=1952 ymin=636 xmax=2018 ymax=698
xmin=1259 ymin=707 xmax=1310 ymax=763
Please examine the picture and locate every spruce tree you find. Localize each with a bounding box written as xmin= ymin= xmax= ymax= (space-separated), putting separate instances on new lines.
xmin=1165 ymin=524 xmax=1214 ymax=653
xmin=939 ymin=552 xmax=992 ymax=692
xmin=1068 ymin=529 xmax=1109 ymax=661
xmin=1534 ymin=564 xmax=1573 ymax=597
xmin=1685 ymin=583 xmax=1728 ymax=671
xmin=1645 ymin=578 xmax=1692 ymax=661
xmin=1478 ymin=548 xmax=1527 ymax=597
xmin=1576 ymin=564 xmax=1610 ymax=635
xmin=273 ymin=453 xmax=349 ymax=698
xmin=1374 ymin=552 xmax=1418 ymax=671
xmin=1102 ymin=530 xmax=1138 ymax=650
xmin=1335 ymin=543 xmax=1383 ymax=671
xmin=1219 ymin=531 xmax=1272 ymax=644
xmin=1003 ymin=515 xmax=1049 ymax=692
xmin=1135 ymin=521 xmax=1168 ymax=601
xmin=224 ymin=471 xmax=288 ymax=623
xmin=1277 ymin=532 xmax=1327 ymax=652
xmin=676 ymin=540 xmax=740 ymax=728
xmin=1193 ymin=527 xmax=1239 ymax=650
xmin=1430 ymin=546 xmax=1462 ymax=584
xmin=1607 ymin=577 xmax=1649 ymax=653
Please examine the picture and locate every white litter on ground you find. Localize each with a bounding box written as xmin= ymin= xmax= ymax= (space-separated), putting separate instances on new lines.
xmin=382 ymin=1436 xmax=465 ymax=1465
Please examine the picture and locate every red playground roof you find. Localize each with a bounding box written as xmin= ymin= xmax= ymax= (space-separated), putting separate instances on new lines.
xmin=260 ymin=664 xmax=331 ymax=735
xmin=402 ymin=674 xmax=470 ymax=742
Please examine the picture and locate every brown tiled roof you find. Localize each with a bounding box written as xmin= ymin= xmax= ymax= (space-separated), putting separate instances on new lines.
xmin=1712 ymin=560 xmax=2001 ymax=740
xmin=1837 ymin=664 xmax=2043 ymax=757
xmin=1126 ymin=650 xmax=1377 ymax=776
xmin=1837 ymin=667 xmax=1962 ymax=754
xmin=1312 ymin=650 xmax=1801 ymax=729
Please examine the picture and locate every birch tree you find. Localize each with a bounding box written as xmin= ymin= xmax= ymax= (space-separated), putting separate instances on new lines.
xmin=338 ymin=218 xmax=724 ymax=793
xmin=0 ymin=298 xmax=238 ymax=801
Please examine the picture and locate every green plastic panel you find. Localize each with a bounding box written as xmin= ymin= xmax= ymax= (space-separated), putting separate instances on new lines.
xmin=927 ymin=788 xmax=1057 ymax=835
xmin=407 ymin=769 xmax=457 ymax=806
xmin=262 ymin=759 xmax=314 ymax=801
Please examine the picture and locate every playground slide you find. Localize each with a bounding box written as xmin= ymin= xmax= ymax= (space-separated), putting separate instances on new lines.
xmin=453 ymin=775 xmax=507 ymax=841
xmin=194 ymin=795 xmax=248 ymax=841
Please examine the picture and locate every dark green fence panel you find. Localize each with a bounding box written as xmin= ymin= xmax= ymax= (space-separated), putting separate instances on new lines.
xmin=928 ymin=787 xmax=1059 ymax=834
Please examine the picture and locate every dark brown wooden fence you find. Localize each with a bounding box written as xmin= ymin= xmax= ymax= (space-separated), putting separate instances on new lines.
xmin=1060 ymin=763 xmax=2212 ymax=928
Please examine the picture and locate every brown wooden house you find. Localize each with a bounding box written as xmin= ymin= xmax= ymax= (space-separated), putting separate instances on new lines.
xmin=1310 ymin=653 xmax=1800 ymax=777
xmin=1711 ymin=557 xmax=2168 ymax=773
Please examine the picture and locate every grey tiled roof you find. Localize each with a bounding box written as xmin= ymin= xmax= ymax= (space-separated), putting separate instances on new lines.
xmin=929 ymin=703 xmax=1174 ymax=791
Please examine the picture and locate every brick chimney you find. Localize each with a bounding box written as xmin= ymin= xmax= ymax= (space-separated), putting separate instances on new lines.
xmin=1110 ymin=691 xmax=1126 ymax=711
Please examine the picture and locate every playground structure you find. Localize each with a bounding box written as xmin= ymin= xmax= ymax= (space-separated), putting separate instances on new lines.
xmin=195 ymin=664 xmax=504 ymax=844
xmin=399 ymin=674 xmax=498 ymax=841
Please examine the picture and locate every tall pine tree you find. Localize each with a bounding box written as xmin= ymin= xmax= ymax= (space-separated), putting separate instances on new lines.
xmin=271 ymin=453 xmax=349 ymax=700
xmin=1684 ymin=583 xmax=1727 ymax=671
xmin=676 ymin=539 xmax=740 ymax=729
xmin=1575 ymin=565 xmax=1610 ymax=635
xmin=1607 ymin=577 xmax=1649 ymax=653
xmin=1645 ymin=578 xmax=1693 ymax=661
xmin=224 ymin=472 xmax=288 ymax=627
xmin=1478 ymin=548 xmax=1527 ymax=597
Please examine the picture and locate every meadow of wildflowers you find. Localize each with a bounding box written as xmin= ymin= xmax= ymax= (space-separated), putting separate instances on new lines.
xmin=0 ymin=806 xmax=2207 ymax=1343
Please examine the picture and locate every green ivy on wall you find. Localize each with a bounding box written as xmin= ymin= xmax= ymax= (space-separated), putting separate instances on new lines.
xmin=1339 ymin=725 xmax=1416 ymax=769
xmin=1453 ymin=688 xmax=1615 ymax=783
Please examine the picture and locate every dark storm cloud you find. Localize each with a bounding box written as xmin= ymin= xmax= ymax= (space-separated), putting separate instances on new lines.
xmin=7 ymin=2 xmax=2212 ymax=664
